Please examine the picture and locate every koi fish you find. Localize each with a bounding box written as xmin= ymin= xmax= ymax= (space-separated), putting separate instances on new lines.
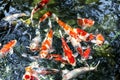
xmin=52 ymin=13 xmax=79 ymax=40
xmin=62 ymin=61 xmax=100 ymax=80
xmin=30 ymin=0 xmax=50 ymax=21
xmin=0 ymin=40 xmax=17 ymax=58
xmin=39 ymin=19 xmax=53 ymax=58
xmin=28 ymin=29 xmax=41 ymax=52
xmin=77 ymin=18 xmax=95 ymax=29
xmin=39 ymin=11 xmax=52 ymax=23
xmin=52 ymin=14 xmax=94 ymax=42
xmin=23 ymin=66 xmax=40 ymax=80
xmin=3 ymin=13 xmax=27 ymax=21
xmin=59 ymin=30 xmax=76 ymax=66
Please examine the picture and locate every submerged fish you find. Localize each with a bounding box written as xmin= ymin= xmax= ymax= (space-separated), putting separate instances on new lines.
xmin=59 ymin=30 xmax=76 ymax=66
xmin=3 ymin=13 xmax=27 ymax=21
xmin=62 ymin=61 xmax=100 ymax=80
xmin=52 ymin=13 xmax=79 ymax=40
xmin=39 ymin=19 xmax=53 ymax=58
xmin=0 ymin=40 xmax=17 ymax=58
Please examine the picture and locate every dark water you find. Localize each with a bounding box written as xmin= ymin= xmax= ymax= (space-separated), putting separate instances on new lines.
xmin=0 ymin=0 xmax=120 ymax=80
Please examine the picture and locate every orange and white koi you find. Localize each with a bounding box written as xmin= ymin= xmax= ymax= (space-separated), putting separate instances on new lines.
xmin=62 ymin=61 xmax=100 ymax=80
xmin=77 ymin=17 xmax=95 ymax=29
xmin=59 ymin=30 xmax=76 ymax=66
xmin=30 ymin=0 xmax=50 ymax=21
xmin=28 ymin=29 xmax=41 ymax=52
xmin=52 ymin=14 xmax=79 ymax=41
xmin=39 ymin=19 xmax=53 ymax=58
xmin=39 ymin=11 xmax=52 ymax=23
xmin=0 ymin=40 xmax=17 ymax=58
xmin=52 ymin=14 xmax=94 ymax=42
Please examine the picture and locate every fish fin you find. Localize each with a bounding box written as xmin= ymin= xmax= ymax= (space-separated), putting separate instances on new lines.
xmin=25 ymin=46 xmax=30 ymax=49
xmin=77 ymin=13 xmax=81 ymax=19
xmin=21 ymin=53 xmax=38 ymax=60
xmin=88 ymin=55 xmax=93 ymax=59
xmin=66 ymin=36 xmax=71 ymax=43
xmin=48 ymin=18 xmax=52 ymax=28
xmin=59 ymin=30 xmax=63 ymax=37
xmin=62 ymin=69 xmax=70 ymax=76
xmin=49 ymin=48 xmax=55 ymax=53
xmin=82 ymin=26 xmax=87 ymax=30
xmin=74 ymin=52 xmax=79 ymax=57
xmin=60 ymin=63 xmax=66 ymax=68
xmin=91 ymin=40 xmax=96 ymax=43
xmin=9 ymin=48 xmax=13 ymax=54
xmin=94 ymin=61 xmax=100 ymax=71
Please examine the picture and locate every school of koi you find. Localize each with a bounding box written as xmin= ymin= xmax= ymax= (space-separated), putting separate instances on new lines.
xmin=0 ymin=0 xmax=105 ymax=80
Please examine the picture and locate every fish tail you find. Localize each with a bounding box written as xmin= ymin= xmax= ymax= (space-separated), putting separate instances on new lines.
xmin=94 ymin=61 xmax=100 ymax=70
xmin=52 ymin=13 xmax=59 ymax=22
xmin=59 ymin=30 xmax=63 ymax=37
xmin=77 ymin=13 xmax=81 ymax=19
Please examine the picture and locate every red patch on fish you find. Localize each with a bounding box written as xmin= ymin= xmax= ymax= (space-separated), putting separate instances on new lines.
xmin=82 ymin=47 xmax=91 ymax=59
xmin=24 ymin=74 xmax=30 ymax=79
xmin=61 ymin=38 xmax=76 ymax=66
xmin=86 ymin=34 xmax=95 ymax=41
xmin=77 ymin=47 xmax=83 ymax=56
xmin=39 ymin=11 xmax=52 ymax=23
xmin=75 ymin=28 xmax=87 ymax=36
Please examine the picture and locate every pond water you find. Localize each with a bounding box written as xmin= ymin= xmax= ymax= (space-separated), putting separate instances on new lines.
xmin=0 ymin=0 xmax=120 ymax=80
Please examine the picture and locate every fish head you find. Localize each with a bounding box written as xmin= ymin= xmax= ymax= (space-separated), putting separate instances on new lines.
xmin=23 ymin=72 xmax=32 ymax=80
xmin=96 ymin=34 xmax=104 ymax=45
